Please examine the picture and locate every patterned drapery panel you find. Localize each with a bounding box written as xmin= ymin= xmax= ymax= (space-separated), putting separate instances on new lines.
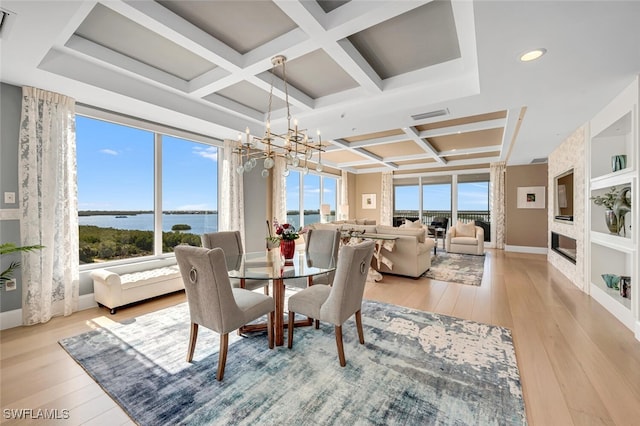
xmin=19 ymin=86 xmax=79 ymax=325
xmin=380 ymin=171 xmax=393 ymax=226
xmin=490 ymin=161 xmax=506 ymax=249
xmin=219 ymin=140 xmax=245 ymax=244
xmin=272 ymin=156 xmax=287 ymax=224
xmin=340 ymin=170 xmax=349 ymax=219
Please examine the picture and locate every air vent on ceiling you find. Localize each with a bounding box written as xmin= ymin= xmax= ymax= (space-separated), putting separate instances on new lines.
xmin=530 ymin=157 xmax=548 ymax=164
xmin=411 ymin=108 xmax=449 ymax=121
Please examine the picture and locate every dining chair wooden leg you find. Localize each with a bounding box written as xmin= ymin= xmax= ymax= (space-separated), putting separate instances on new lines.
xmin=186 ymin=322 xmax=198 ymax=362
xmin=267 ymin=311 xmax=274 ymax=349
xmin=287 ymin=311 xmax=295 ymax=349
xmin=355 ymin=309 xmax=365 ymax=344
xmin=335 ymin=325 xmax=346 ymax=367
xmin=217 ymin=333 xmax=229 ymax=381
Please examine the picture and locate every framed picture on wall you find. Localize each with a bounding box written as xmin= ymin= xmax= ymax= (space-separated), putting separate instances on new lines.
xmin=362 ymin=193 xmax=376 ymax=209
xmin=517 ymin=186 xmax=546 ymax=209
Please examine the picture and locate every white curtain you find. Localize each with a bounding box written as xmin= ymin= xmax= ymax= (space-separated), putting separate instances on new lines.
xmin=219 ymin=140 xmax=245 ymax=243
xmin=272 ymin=156 xmax=287 ymax=224
xmin=339 ymin=170 xmax=349 ymax=219
xmin=490 ymin=161 xmax=506 ymax=249
xmin=19 ymin=86 xmax=79 ymax=325
xmin=380 ymin=171 xmax=393 ymax=226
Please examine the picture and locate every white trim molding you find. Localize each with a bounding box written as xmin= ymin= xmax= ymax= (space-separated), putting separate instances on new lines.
xmin=0 ymin=293 xmax=97 ymax=330
xmin=505 ymin=245 xmax=548 ymax=255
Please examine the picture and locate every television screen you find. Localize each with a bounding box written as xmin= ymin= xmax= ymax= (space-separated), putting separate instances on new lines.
xmin=554 ymin=169 xmax=574 ymax=221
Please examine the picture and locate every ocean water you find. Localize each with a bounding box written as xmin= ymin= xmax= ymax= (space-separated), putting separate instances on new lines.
xmin=78 ymin=213 xmax=322 ymax=235
xmin=78 ymin=213 xmax=218 ymax=235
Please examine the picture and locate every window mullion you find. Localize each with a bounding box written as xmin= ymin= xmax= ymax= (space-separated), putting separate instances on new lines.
xmin=154 ymin=133 xmax=163 ymax=255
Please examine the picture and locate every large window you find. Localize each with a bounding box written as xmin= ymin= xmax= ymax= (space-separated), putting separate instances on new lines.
xmin=77 ymin=115 xmax=219 ymax=265
xmin=393 ymin=184 xmax=419 ymax=226
xmin=457 ymin=174 xmax=490 ymax=223
xmin=392 ymin=173 xmax=490 ymax=240
xmin=285 ymin=172 xmax=338 ymax=228
xmin=422 ymin=179 xmax=452 ymax=224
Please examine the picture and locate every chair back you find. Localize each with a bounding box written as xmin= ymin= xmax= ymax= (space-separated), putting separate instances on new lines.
xmin=174 ymin=245 xmax=245 ymax=334
xmin=201 ymin=231 xmax=243 ymax=256
xmin=321 ymin=240 xmax=375 ymax=325
xmin=305 ymin=228 xmax=340 ymax=282
xmin=431 ymin=216 xmax=449 ymax=229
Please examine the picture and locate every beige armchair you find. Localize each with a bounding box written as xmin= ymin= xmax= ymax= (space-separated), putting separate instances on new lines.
xmin=445 ymin=221 xmax=485 ymax=255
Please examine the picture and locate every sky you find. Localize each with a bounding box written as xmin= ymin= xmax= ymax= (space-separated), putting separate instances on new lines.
xmin=77 ymin=115 xmax=218 ymax=211
xmin=77 ymin=115 xmax=488 ymax=213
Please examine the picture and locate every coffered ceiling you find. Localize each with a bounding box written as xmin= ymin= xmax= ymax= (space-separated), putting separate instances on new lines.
xmin=1 ymin=1 xmax=639 ymax=175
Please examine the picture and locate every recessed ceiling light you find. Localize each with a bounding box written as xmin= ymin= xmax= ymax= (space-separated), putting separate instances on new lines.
xmin=520 ymin=48 xmax=547 ymax=62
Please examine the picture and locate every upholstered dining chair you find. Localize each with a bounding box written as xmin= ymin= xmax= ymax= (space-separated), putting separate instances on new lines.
xmin=287 ymin=240 xmax=375 ymax=367
xmin=202 ymin=231 xmax=270 ymax=293
xmin=174 ymin=245 xmax=274 ymax=381
xmin=288 ymin=228 xmax=341 ymax=289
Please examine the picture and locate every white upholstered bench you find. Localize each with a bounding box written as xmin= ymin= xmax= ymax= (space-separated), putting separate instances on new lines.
xmin=91 ymin=264 xmax=184 ymax=314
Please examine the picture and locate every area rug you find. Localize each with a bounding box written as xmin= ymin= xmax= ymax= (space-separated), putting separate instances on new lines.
xmin=423 ymin=250 xmax=486 ymax=286
xmin=59 ymin=300 xmax=526 ymax=425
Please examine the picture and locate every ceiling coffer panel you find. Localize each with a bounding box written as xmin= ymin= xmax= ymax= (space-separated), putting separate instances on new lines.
xmin=212 ymin=80 xmax=287 ymax=113
xmin=157 ymin=0 xmax=297 ymax=54
xmin=428 ymin=128 xmax=505 ymax=152
xmin=343 ymin=129 xmax=405 ymax=143
xmin=442 ymin=151 xmax=500 ymax=162
xmin=75 ymin=3 xmax=215 ymax=81
xmin=365 ymin=141 xmax=426 ymax=157
xmin=347 ymin=0 xmax=460 ymax=79
xmin=269 ymin=49 xmax=359 ymax=99
xmin=322 ymin=150 xmax=371 ymax=163
xmin=415 ymin=111 xmax=507 ymax=131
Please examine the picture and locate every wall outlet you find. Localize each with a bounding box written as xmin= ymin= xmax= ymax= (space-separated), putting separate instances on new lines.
xmin=5 ymin=278 xmax=17 ymax=291
xmin=4 ymin=192 xmax=16 ymax=204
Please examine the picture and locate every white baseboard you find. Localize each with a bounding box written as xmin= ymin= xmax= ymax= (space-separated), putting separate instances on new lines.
xmin=0 ymin=293 xmax=97 ymax=330
xmin=504 ymin=245 xmax=548 ymax=255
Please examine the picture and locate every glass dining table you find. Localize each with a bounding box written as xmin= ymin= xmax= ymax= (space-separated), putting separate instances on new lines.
xmin=224 ymin=249 xmax=336 ymax=346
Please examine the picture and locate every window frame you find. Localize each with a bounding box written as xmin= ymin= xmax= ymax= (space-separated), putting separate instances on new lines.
xmin=76 ymin=105 xmax=222 ymax=271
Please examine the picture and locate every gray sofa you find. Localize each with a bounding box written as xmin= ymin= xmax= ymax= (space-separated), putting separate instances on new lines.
xmin=308 ymin=222 xmax=434 ymax=278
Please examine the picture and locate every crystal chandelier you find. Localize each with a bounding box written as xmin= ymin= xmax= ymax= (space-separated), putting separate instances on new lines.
xmin=234 ymin=55 xmax=325 ymax=178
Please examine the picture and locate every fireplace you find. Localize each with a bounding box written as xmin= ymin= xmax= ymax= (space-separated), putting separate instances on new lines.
xmin=551 ymin=232 xmax=577 ymax=264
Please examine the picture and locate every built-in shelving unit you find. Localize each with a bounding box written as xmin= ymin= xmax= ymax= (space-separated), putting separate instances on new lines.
xmin=587 ymin=76 xmax=639 ymax=340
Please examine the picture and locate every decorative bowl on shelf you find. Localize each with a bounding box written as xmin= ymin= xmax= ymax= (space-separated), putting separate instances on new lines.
xmin=601 ymin=274 xmax=620 ymax=290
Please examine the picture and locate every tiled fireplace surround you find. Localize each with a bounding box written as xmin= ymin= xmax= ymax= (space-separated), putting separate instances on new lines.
xmin=548 ymin=125 xmax=586 ymax=290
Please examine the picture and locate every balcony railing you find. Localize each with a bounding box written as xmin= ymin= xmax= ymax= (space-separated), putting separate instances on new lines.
xmin=393 ymin=210 xmax=491 ymax=241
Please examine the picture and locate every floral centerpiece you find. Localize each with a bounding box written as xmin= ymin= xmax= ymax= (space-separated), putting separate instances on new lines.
xmin=268 ymin=219 xmax=300 ymax=259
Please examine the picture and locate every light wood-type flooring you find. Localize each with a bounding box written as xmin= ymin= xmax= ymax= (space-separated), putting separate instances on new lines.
xmin=1 ymin=249 xmax=639 ymax=425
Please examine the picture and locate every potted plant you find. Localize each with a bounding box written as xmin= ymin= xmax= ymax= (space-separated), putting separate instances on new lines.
xmin=0 ymin=243 xmax=44 ymax=289
xmin=590 ymin=187 xmax=621 ymax=234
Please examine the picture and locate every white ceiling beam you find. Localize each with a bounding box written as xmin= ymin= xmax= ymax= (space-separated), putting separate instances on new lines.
xmin=438 ymin=145 xmax=502 ymax=157
xmin=274 ymin=0 xmax=382 ymax=93
xmin=404 ymin=127 xmax=446 ymax=164
xmin=333 ymin=138 xmax=398 ymax=170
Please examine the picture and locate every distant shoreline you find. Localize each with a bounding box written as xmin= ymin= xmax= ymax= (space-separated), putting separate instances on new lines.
xmin=78 ymin=210 xmax=217 ymax=216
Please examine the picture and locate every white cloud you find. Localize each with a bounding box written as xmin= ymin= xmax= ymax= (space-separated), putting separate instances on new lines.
xmin=100 ymin=149 xmax=118 ymax=156
xmin=193 ymin=146 xmax=218 ymax=162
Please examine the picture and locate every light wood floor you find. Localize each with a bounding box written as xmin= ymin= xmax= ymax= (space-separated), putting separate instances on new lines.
xmin=1 ymin=249 xmax=639 ymax=425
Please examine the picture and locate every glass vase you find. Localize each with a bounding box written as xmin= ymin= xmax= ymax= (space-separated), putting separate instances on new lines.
xmin=280 ymin=239 xmax=295 ymax=259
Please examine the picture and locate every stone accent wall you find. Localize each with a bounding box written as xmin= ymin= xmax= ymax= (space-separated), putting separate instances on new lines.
xmin=548 ymin=125 xmax=586 ymax=291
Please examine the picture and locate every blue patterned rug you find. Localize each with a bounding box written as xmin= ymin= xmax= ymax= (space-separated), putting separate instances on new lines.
xmin=423 ymin=250 xmax=486 ymax=286
xmin=59 ymin=300 xmax=526 ymax=425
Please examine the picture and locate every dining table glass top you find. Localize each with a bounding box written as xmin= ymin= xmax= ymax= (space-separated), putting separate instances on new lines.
xmin=225 ymin=250 xmax=336 ymax=281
